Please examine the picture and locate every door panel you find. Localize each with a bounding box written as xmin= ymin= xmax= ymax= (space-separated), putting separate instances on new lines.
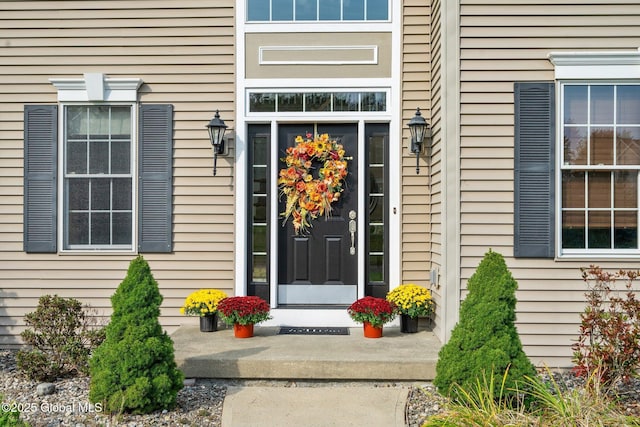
xmin=278 ymin=123 xmax=358 ymax=305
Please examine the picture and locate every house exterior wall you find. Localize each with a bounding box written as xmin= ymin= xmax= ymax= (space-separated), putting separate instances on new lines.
xmin=0 ymin=1 xmax=236 ymax=346
xmin=459 ymin=0 xmax=640 ymax=366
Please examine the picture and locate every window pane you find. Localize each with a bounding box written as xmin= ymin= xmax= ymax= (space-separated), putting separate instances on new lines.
xmin=295 ymin=0 xmax=317 ymax=20
xmin=89 ymin=141 xmax=109 ymax=174
xmin=369 ymin=196 xmax=383 ymax=222
xmin=113 ymin=213 xmax=132 ymax=244
xmin=590 ymin=85 xmax=614 ymax=124
xmin=319 ymin=0 xmax=340 ymax=19
xmin=562 ymin=211 xmax=585 ymax=249
xmin=89 ymin=106 xmax=110 ymax=137
xmin=252 ymin=136 xmax=268 ymax=164
xmin=110 ymin=107 xmax=131 ymax=138
xmin=333 ymin=93 xmax=359 ymax=111
xmin=253 ymin=167 xmax=267 ymax=193
xmin=344 ymin=0 xmax=365 ymax=20
xmin=253 ymin=225 xmax=267 ymax=252
xmin=366 ymin=0 xmax=388 ymax=20
xmin=564 ymin=85 xmax=588 ymax=124
xmin=250 ymin=93 xmax=276 ymax=112
xmin=562 ymin=171 xmax=584 ymax=209
xmin=614 ymin=171 xmax=637 ymax=209
xmin=370 ymin=166 xmax=384 ymax=191
xmin=590 ymin=127 xmax=613 ymax=165
xmin=67 ymin=141 xmax=87 ymax=174
xmin=361 ymin=92 xmax=386 ymax=111
xmin=615 ymin=211 xmax=637 ymax=249
xmin=111 ymin=141 xmax=131 ymax=174
xmin=563 ymin=127 xmax=587 ymax=165
xmin=91 ymin=212 xmax=110 ymax=244
xmin=113 ymin=179 xmax=132 ymax=210
xmin=68 ymin=212 xmax=89 ymax=245
xmin=369 ymin=224 xmax=384 ymax=252
xmin=305 ymin=93 xmax=331 ymax=111
xmin=617 ymin=85 xmax=640 ymax=124
xmin=588 ymin=172 xmax=610 ymax=208
xmin=588 ymin=211 xmax=611 ymax=249
xmin=252 ymin=255 xmax=267 ymax=282
xmin=248 ymin=0 xmax=270 ymax=20
xmin=91 ymin=179 xmax=111 ymax=210
xmin=368 ymin=135 xmax=385 ymax=164
xmin=66 ymin=106 xmax=86 ymax=139
xmin=253 ymin=195 xmax=267 ymax=222
xmin=68 ymin=179 xmax=89 ymax=210
xmin=277 ymin=93 xmax=303 ymax=111
xmin=368 ymin=255 xmax=384 ymax=282
xmin=273 ymin=0 xmax=294 ymax=20
xmin=616 ymin=127 xmax=640 ymax=165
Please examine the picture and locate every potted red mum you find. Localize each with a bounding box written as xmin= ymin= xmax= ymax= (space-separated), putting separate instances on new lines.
xmin=347 ymin=296 xmax=396 ymax=338
xmin=217 ymin=296 xmax=271 ymax=338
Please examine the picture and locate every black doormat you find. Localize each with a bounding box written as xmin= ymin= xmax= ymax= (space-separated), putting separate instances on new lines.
xmin=278 ymin=326 xmax=350 ymax=335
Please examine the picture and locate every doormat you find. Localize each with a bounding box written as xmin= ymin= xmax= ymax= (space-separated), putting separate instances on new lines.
xmin=278 ymin=327 xmax=350 ymax=335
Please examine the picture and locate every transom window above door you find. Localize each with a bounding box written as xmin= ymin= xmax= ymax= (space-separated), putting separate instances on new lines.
xmin=248 ymin=91 xmax=387 ymax=113
xmin=247 ymin=0 xmax=389 ymax=22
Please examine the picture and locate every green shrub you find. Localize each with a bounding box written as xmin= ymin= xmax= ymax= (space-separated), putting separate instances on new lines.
xmin=16 ymin=295 xmax=105 ymax=381
xmin=0 ymin=395 xmax=31 ymax=427
xmin=433 ymin=250 xmax=536 ymax=402
xmin=89 ymin=256 xmax=183 ymax=414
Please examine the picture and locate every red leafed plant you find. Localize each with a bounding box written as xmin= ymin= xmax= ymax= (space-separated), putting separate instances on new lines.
xmin=347 ymin=296 xmax=396 ymax=328
xmin=572 ymin=265 xmax=640 ymax=388
xmin=217 ymin=296 xmax=271 ymax=326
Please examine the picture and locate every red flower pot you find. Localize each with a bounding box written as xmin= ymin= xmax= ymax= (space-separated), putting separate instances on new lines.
xmin=363 ymin=322 xmax=383 ymax=338
xmin=233 ymin=323 xmax=254 ymax=338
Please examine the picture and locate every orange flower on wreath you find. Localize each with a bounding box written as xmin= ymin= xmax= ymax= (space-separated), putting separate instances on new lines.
xmin=278 ymin=133 xmax=349 ymax=235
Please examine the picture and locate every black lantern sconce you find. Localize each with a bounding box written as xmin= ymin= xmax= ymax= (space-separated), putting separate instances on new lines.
xmin=206 ymin=110 xmax=228 ymax=176
xmin=407 ymin=107 xmax=431 ymax=174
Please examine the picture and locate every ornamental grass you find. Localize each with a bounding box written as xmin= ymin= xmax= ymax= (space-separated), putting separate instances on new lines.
xmin=386 ymin=284 xmax=433 ymax=318
xmin=180 ymin=289 xmax=228 ymax=316
xmin=217 ymin=296 xmax=271 ymax=326
xmin=347 ymin=296 xmax=396 ymax=328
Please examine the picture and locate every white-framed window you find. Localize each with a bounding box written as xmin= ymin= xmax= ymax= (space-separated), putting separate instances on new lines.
xmin=560 ymin=83 xmax=640 ymax=254
xmin=63 ymin=104 xmax=135 ymax=250
xmin=246 ymin=0 xmax=389 ymax=22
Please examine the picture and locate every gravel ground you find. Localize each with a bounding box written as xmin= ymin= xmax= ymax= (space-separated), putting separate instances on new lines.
xmin=3 ymin=349 xmax=640 ymax=427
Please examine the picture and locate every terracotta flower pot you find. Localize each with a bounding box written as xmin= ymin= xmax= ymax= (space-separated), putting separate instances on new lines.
xmin=363 ymin=322 xmax=383 ymax=338
xmin=233 ymin=323 xmax=254 ymax=338
xmin=400 ymin=314 xmax=419 ymax=333
xmin=199 ymin=313 xmax=218 ymax=332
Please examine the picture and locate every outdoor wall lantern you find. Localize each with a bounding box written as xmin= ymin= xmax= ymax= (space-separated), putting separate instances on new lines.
xmin=407 ymin=107 xmax=431 ymax=174
xmin=206 ymin=110 xmax=228 ymax=176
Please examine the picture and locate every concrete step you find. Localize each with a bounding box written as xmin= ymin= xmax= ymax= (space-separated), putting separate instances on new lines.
xmin=171 ymin=324 xmax=440 ymax=381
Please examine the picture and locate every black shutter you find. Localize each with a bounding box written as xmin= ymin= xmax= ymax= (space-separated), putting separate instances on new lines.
xmin=24 ymin=105 xmax=58 ymax=253
xmin=514 ymin=82 xmax=555 ymax=258
xmin=138 ymin=104 xmax=173 ymax=253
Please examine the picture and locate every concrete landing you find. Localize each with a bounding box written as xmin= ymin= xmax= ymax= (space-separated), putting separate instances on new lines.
xmin=171 ymin=324 xmax=440 ymax=381
xmin=221 ymin=386 xmax=409 ymax=427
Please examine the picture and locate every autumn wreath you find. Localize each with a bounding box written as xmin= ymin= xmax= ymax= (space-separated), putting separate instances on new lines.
xmin=278 ymin=133 xmax=348 ymax=235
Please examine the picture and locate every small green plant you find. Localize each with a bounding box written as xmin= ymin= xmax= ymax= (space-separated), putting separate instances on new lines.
xmin=16 ymin=295 xmax=105 ymax=381
xmin=89 ymin=256 xmax=184 ymax=414
xmin=0 ymin=395 xmax=31 ymax=427
xmin=572 ymin=266 xmax=640 ymax=387
xmin=433 ymin=250 xmax=536 ymax=403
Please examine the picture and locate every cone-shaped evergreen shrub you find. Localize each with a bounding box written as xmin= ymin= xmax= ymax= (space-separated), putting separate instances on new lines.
xmin=434 ymin=250 xmax=536 ymax=401
xmin=89 ymin=256 xmax=183 ymax=414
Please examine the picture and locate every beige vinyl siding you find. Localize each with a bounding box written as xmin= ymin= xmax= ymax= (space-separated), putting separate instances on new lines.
xmin=401 ymin=1 xmax=432 ymax=296
xmin=0 ymin=1 xmax=235 ymax=347
xmin=459 ymin=0 xmax=640 ymax=366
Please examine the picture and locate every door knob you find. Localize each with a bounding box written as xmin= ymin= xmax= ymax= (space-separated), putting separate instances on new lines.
xmin=348 ymin=210 xmax=356 ymax=255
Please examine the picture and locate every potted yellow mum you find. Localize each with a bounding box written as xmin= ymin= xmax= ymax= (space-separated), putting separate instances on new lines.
xmin=386 ymin=284 xmax=433 ymax=333
xmin=180 ymin=289 xmax=228 ymax=332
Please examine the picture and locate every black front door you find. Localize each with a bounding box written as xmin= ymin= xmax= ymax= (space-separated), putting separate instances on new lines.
xmin=277 ymin=123 xmax=358 ymax=305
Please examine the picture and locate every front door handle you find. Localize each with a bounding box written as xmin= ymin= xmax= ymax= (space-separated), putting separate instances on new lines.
xmin=348 ymin=210 xmax=357 ymax=255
